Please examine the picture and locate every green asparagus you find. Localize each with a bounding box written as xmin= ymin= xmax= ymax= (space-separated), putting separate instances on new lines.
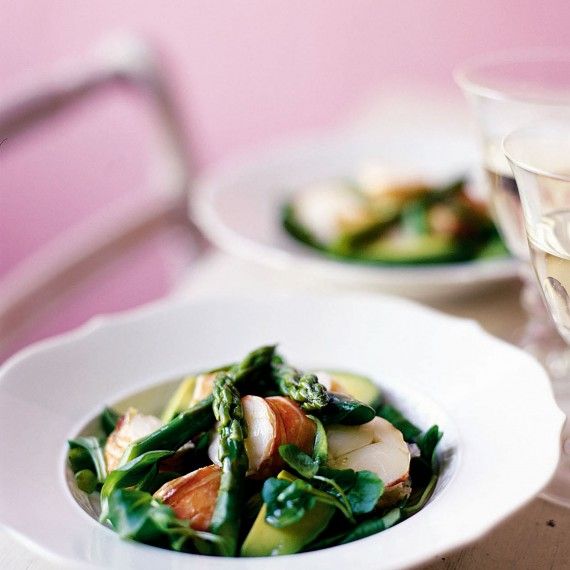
xmin=273 ymin=362 xmax=329 ymax=411
xmin=120 ymin=345 xmax=275 ymax=465
xmin=206 ymin=373 xmax=249 ymax=556
xmin=67 ymin=345 xmax=444 ymax=557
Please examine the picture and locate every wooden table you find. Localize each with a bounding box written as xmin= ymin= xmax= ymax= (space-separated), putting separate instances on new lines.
xmin=1 ymin=254 xmax=568 ymax=569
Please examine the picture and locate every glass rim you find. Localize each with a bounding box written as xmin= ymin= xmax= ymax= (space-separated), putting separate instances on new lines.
xmin=503 ymin=120 xmax=570 ymax=183
xmin=454 ymin=48 xmax=570 ymax=105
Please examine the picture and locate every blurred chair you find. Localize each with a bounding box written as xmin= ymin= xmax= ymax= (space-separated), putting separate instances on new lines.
xmin=0 ymin=35 xmax=203 ymax=360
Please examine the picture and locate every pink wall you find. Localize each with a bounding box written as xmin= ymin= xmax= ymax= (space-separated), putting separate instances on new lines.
xmin=2 ymin=1 xmax=570 ymax=354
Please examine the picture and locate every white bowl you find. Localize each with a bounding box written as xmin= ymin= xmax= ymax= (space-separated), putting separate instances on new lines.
xmin=193 ymin=129 xmax=518 ymax=300
xmin=0 ymin=293 xmax=562 ymax=569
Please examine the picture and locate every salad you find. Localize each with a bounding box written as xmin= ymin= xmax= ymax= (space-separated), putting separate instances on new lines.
xmin=67 ymin=346 xmax=442 ymax=557
xmin=282 ymin=165 xmax=507 ymax=265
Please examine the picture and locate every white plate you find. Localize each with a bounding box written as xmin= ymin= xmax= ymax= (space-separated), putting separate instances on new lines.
xmin=0 ymin=293 xmax=562 ymax=569
xmin=193 ymin=129 xmax=518 ymax=300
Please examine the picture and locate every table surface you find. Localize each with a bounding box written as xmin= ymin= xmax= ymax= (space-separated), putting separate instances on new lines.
xmin=2 ymin=252 xmax=568 ymax=570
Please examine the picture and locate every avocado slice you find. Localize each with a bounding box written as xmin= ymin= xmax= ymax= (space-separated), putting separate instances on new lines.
xmin=160 ymin=376 xmax=196 ymax=423
xmin=241 ymin=472 xmax=334 ymax=557
xmin=325 ymin=371 xmax=381 ymax=409
xmin=360 ymin=233 xmax=469 ymax=264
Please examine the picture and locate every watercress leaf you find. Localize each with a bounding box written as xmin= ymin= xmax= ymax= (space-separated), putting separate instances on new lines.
xmin=136 ymin=464 xmax=159 ymax=493
xmin=375 ymin=404 xmax=421 ymax=442
xmin=100 ymin=450 xmax=174 ymax=521
xmin=107 ymin=488 xmax=175 ymax=541
xmin=135 ymin=467 xmax=180 ymax=496
xmin=402 ymin=473 xmax=438 ymax=516
xmin=107 ymin=488 xmax=224 ymax=552
xmin=311 ymin=474 xmax=353 ymax=521
xmin=279 ymin=444 xmax=319 ymax=478
xmin=262 ymin=478 xmax=317 ymax=528
xmin=318 ymin=393 xmax=375 ymax=425
xmin=317 ymin=466 xmax=356 ymax=491
xmin=67 ymin=446 xmax=93 ymax=473
xmin=68 ymin=436 xmax=107 ymax=483
xmin=346 ymin=470 xmax=384 ymax=515
xmin=417 ymin=425 xmax=442 ymax=467
xmin=101 ymin=407 xmax=121 ymax=436
xmin=340 ymin=508 xmax=401 ymax=545
xmin=261 ymin=477 xmax=290 ymax=504
xmin=308 ymin=415 xmax=328 ymax=465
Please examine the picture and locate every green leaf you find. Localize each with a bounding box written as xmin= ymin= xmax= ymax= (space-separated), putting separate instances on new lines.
xmin=101 ymin=407 xmax=121 ymax=436
xmin=312 ymin=467 xmax=383 ymax=518
xmin=107 ymin=488 xmax=174 ymax=542
xmin=375 ymin=403 xmax=422 ymax=442
xmin=318 ymin=393 xmax=376 ymax=425
xmin=106 ymin=488 xmax=224 ymax=552
xmin=68 ymin=436 xmax=107 ymax=483
xmin=279 ymin=444 xmax=319 ymax=479
xmin=282 ymin=203 xmax=328 ymax=250
xmin=262 ymin=478 xmax=317 ymax=528
xmin=340 ymin=508 xmax=402 ymax=545
xmin=100 ymin=450 xmax=174 ymax=521
xmin=311 ymin=474 xmax=353 ymax=521
xmin=137 ymin=469 xmax=180 ymax=495
xmin=67 ymin=447 xmax=93 ymax=473
xmin=316 ymin=466 xmax=356 ymax=491
xmin=345 ymin=471 xmax=385 ymax=515
xmin=308 ymin=415 xmax=328 ymax=465
xmin=402 ymin=473 xmax=438 ymax=516
xmin=417 ymin=425 xmax=442 ymax=467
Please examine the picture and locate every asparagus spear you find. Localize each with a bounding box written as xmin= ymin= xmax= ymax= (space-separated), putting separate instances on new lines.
xmin=205 ymin=373 xmax=249 ymax=556
xmin=119 ymin=345 xmax=275 ymax=465
xmin=273 ymin=361 xmax=329 ymax=411
xmin=273 ymin=359 xmax=375 ymax=423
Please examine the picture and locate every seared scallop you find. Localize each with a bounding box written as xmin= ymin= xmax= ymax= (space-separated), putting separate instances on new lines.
xmin=209 ymin=396 xmax=315 ymax=478
xmin=326 ymin=417 xmax=411 ymax=507
xmin=104 ymin=407 xmax=162 ymax=472
xmin=153 ymin=464 xmax=222 ymax=530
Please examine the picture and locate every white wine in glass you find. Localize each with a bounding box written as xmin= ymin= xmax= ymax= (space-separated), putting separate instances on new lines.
xmin=528 ymin=211 xmax=570 ymax=343
xmin=504 ymin=120 xmax=570 ymax=508
xmin=456 ymin=51 xmax=570 ymax=377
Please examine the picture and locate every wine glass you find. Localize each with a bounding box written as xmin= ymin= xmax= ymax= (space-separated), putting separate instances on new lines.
xmin=455 ymin=50 xmax=570 ymax=379
xmin=504 ymin=119 xmax=570 ymax=507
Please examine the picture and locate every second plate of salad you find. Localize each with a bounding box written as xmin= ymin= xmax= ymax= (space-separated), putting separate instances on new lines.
xmin=194 ymin=127 xmax=518 ymax=299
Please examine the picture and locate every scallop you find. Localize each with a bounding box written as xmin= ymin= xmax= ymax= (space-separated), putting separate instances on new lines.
xmin=153 ymin=464 xmax=221 ymax=531
xmin=292 ymin=181 xmax=368 ymax=244
xmin=209 ymin=396 xmax=315 ymax=478
xmin=104 ymin=407 xmax=162 ymax=472
xmin=326 ymin=417 xmax=411 ymax=506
